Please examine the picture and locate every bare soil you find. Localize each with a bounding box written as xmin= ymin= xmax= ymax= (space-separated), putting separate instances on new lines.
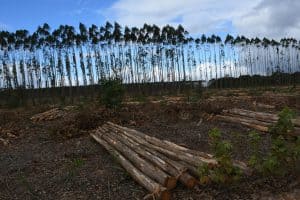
xmin=1 ymin=89 xmax=300 ymax=200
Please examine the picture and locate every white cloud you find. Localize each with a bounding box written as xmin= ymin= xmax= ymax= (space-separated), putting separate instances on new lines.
xmin=105 ymin=0 xmax=300 ymax=39
xmin=233 ymin=0 xmax=300 ymax=38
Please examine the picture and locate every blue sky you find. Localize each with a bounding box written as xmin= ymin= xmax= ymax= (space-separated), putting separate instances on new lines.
xmin=0 ymin=0 xmax=299 ymax=39
xmin=0 ymin=0 xmax=113 ymax=32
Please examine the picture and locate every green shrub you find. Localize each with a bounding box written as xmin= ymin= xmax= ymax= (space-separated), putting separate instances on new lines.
xmin=269 ymin=107 xmax=296 ymax=137
xmin=248 ymin=107 xmax=300 ymax=176
xmin=264 ymin=107 xmax=299 ymax=175
xmin=198 ymin=128 xmax=241 ymax=185
xmin=101 ymin=78 xmax=124 ymax=109
xmin=261 ymin=135 xmax=294 ymax=176
xmin=248 ymin=131 xmax=263 ymax=172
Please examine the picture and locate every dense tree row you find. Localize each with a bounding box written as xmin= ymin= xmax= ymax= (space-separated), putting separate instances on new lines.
xmin=0 ymin=22 xmax=300 ymax=89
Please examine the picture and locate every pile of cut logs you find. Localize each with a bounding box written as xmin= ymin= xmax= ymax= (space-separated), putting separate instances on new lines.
xmin=31 ymin=106 xmax=77 ymax=122
xmin=216 ymin=108 xmax=300 ymax=135
xmin=91 ymin=122 xmax=250 ymax=200
xmin=31 ymin=108 xmax=65 ymax=122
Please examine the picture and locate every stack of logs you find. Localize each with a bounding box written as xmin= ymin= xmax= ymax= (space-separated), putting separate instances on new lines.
xmin=31 ymin=106 xmax=77 ymax=122
xmin=216 ymin=108 xmax=300 ymax=135
xmin=91 ymin=122 xmax=250 ymax=200
xmin=30 ymin=108 xmax=65 ymax=122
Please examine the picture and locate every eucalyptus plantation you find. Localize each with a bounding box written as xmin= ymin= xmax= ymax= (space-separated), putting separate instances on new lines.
xmin=0 ymin=22 xmax=299 ymax=90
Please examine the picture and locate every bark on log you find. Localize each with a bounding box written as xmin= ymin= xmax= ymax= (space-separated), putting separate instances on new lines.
xmin=255 ymin=103 xmax=275 ymax=109
xmin=31 ymin=108 xmax=64 ymax=122
xmin=103 ymin=125 xmax=192 ymax=174
xmin=224 ymin=108 xmax=300 ymax=127
xmin=95 ymin=129 xmax=177 ymax=190
xmin=107 ymin=122 xmax=216 ymax=164
xmin=217 ymin=114 xmax=300 ymax=135
xmin=101 ymin=126 xmax=198 ymax=188
xmin=216 ymin=114 xmax=270 ymax=132
xmin=141 ymin=144 xmax=199 ymax=188
xmin=91 ymin=133 xmax=170 ymax=200
xmin=224 ymin=108 xmax=278 ymax=123
xmin=162 ymin=140 xmax=213 ymax=159
xmin=223 ymin=113 xmax=272 ymax=127
xmin=105 ymin=122 xmax=251 ymax=174
xmin=105 ymin=123 xmax=214 ymax=167
xmin=178 ymin=161 xmax=200 ymax=178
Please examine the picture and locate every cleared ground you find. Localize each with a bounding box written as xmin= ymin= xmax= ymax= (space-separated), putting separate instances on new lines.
xmin=1 ymin=88 xmax=300 ymax=199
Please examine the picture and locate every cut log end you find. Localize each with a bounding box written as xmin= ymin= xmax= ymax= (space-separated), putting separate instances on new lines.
xmin=164 ymin=177 xmax=177 ymax=190
xmin=160 ymin=190 xmax=171 ymax=200
xmin=179 ymin=172 xmax=198 ymax=189
xmin=94 ymin=122 xmax=251 ymax=196
xmin=145 ymin=188 xmax=171 ymax=200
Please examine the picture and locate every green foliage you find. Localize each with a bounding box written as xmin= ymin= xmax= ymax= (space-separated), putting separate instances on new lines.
xmin=261 ymin=136 xmax=300 ymax=176
xmin=208 ymin=72 xmax=300 ymax=88
xmin=269 ymin=107 xmax=296 ymax=137
xmin=101 ymin=78 xmax=125 ymax=109
xmin=198 ymin=128 xmax=241 ymax=185
xmin=247 ymin=131 xmax=263 ymax=171
xmin=262 ymin=135 xmax=289 ymax=176
xmin=248 ymin=107 xmax=300 ymax=176
xmin=198 ymin=163 xmax=212 ymax=184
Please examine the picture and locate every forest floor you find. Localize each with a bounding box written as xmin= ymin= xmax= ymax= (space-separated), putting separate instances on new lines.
xmin=0 ymin=87 xmax=300 ymax=200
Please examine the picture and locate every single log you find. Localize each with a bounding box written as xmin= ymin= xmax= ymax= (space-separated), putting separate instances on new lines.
xmin=163 ymin=140 xmax=213 ymax=159
xmin=101 ymin=126 xmax=198 ymax=188
xmin=91 ymin=133 xmax=170 ymax=200
xmin=224 ymin=108 xmax=278 ymax=122
xmin=255 ymin=103 xmax=275 ymax=109
xmin=106 ymin=122 xmax=251 ymax=173
xmin=95 ymin=130 xmax=177 ymax=190
xmin=224 ymin=113 xmax=271 ymax=127
xmin=216 ymin=114 xmax=269 ymax=132
xmin=179 ymin=161 xmax=200 ymax=178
